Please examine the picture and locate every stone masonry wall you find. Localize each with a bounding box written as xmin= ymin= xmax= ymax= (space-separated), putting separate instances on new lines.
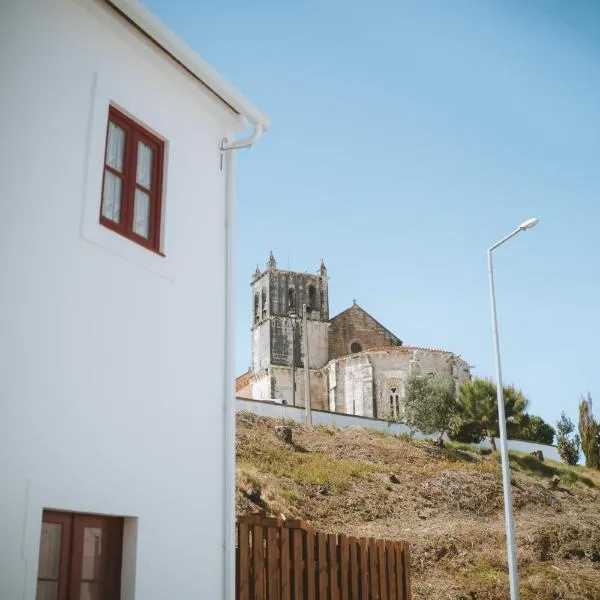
xmin=328 ymin=303 xmax=402 ymax=360
xmin=269 ymin=365 xmax=328 ymax=410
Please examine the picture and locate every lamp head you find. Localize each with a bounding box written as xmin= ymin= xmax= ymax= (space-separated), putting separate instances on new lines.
xmin=519 ymin=217 xmax=539 ymax=231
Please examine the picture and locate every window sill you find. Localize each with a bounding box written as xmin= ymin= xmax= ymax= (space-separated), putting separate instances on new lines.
xmin=81 ymin=220 xmax=173 ymax=281
xmin=99 ymin=219 xmax=166 ymax=257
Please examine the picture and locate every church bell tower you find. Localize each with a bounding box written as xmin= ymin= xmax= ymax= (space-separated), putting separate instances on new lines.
xmin=250 ymin=253 xmax=330 ymax=402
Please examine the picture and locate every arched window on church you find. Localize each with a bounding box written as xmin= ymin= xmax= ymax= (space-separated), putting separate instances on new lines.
xmin=308 ymin=284 xmax=317 ymax=310
xmin=254 ymin=293 xmax=259 ymax=323
xmin=262 ymin=288 xmax=267 ymax=319
xmin=389 ymin=386 xmax=401 ymax=420
xmin=288 ymin=288 xmax=295 ymax=310
xmin=385 ymin=378 xmax=402 ymax=420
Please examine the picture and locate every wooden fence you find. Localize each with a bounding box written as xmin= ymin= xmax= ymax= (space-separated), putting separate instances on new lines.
xmin=236 ymin=514 xmax=411 ymax=600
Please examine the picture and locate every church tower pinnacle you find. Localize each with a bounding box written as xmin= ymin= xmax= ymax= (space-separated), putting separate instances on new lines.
xmin=319 ymin=258 xmax=327 ymax=277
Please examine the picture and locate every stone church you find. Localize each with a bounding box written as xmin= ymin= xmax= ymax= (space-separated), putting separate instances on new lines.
xmin=236 ymin=253 xmax=472 ymax=420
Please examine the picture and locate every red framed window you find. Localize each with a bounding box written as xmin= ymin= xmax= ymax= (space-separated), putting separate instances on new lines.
xmin=36 ymin=510 xmax=124 ymax=600
xmin=100 ymin=105 xmax=165 ymax=252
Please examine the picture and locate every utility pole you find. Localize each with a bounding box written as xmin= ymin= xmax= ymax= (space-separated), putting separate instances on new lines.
xmin=289 ymin=310 xmax=297 ymax=406
xmin=302 ymin=303 xmax=312 ymax=425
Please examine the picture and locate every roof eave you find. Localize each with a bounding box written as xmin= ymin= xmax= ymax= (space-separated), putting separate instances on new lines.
xmin=105 ymin=0 xmax=271 ymax=130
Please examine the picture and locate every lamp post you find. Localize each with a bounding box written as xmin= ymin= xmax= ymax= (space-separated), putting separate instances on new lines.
xmin=289 ymin=310 xmax=297 ymax=406
xmin=487 ymin=217 xmax=538 ymax=600
xmin=302 ymin=303 xmax=312 ymax=425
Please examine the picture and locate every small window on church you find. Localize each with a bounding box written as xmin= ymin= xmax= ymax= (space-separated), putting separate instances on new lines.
xmin=389 ymin=386 xmax=401 ymax=419
xmin=288 ymin=288 xmax=295 ymax=310
xmin=308 ymin=285 xmax=317 ymax=309
xmin=350 ymin=342 xmax=362 ymax=353
xmin=262 ymin=289 xmax=267 ymax=318
xmin=254 ymin=293 xmax=259 ymax=323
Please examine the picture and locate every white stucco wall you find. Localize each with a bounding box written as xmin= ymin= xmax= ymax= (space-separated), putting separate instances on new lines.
xmin=0 ymin=1 xmax=244 ymax=599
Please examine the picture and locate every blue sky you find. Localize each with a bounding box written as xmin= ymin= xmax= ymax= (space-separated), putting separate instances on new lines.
xmin=143 ymin=0 xmax=600 ymax=430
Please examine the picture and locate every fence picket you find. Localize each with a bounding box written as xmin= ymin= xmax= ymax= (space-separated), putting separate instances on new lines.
xmin=306 ymin=529 xmax=316 ymax=600
xmin=340 ymin=534 xmax=349 ymax=600
xmin=267 ymin=527 xmax=280 ymax=600
xmin=293 ymin=528 xmax=304 ymax=600
xmin=378 ymin=539 xmax=388 ymax=600
xmin=280 ymin=527 xmax=291 ymax=600
xmin=349 ymin=537 xmax=359 ymax=600
xmin=253 ymin=525 xmax=265 ymax=600
xmin=386 ymin=542 xmax=395 ymax=600
xmin=401 ymin=542 xmax=412 ymax=600
xmin=395 ymin=543 xmax=404 ymax=600
xmin=369 ymin=539 xmax=379 ymax=600
xmin=318 ymin=532 xmax=328 ymax=600
xmin=239 ymin=523 xmax=250 ymax=600
xmin=329 ymin=534 xmax=340 ymax=600
xmin=359 ymin=538 xmax=369 ymax=600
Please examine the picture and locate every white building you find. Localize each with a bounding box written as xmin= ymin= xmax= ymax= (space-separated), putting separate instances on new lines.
xmin=0 ymin=1 xmax=269 ymax=599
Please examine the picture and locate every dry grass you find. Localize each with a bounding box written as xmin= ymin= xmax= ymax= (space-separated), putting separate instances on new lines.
xmin=235 ymin=412 xmax=600 ymax=600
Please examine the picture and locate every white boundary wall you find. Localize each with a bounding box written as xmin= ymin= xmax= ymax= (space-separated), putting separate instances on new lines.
xmin=236 ymin=397 xmax=562 ymax=462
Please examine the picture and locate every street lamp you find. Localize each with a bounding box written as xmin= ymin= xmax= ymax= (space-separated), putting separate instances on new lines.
xmin=302 ymin=303 xmax=313 ymax=425
xmin=289 ymin=310 xmax=298 ymax=406
xmin=487 ymin=216 xmax=538 ymax=600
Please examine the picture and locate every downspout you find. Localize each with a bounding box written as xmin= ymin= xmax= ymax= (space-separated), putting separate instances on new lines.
xmin=221 ymin=121 xmax=264 ymax=600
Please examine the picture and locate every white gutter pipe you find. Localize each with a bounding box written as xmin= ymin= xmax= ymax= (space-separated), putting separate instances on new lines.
xmin=221 ymin=123 xmax=264 ymax=151
xmin=221 ymin=121 xmax=263 ymax=600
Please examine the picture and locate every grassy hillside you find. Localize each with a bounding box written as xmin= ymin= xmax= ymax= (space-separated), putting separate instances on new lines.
xmin=235 ymin=412 xmax=600 ymax=600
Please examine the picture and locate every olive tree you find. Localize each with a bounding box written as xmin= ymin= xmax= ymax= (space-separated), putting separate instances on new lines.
xmin=403 ymin=371 xmax=458 ymax=447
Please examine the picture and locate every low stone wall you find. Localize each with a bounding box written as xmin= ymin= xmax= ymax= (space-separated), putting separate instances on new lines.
xmin=235 ymin=397 xmax=561 ymax=461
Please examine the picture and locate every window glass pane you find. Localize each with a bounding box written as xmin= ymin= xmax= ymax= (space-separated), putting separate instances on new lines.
xmin=102 ymin=172 xmax=122 ymax=223
xmin=81 ymin=527 xmax=103 ymax=580
xmin=136 ymin=142 xmax=154 ymax=189
xmin=80 ymin=581 xmax=103 ymax=600
xmin=133 ymin=189 xmax=151 ymax=239
xmin=36 ymin=581 xmax=59 ymax=600
xmin=106 ymin=122 xmax=126 ymax=172
xmin=37 ymin=523 xmax=61 ymax=578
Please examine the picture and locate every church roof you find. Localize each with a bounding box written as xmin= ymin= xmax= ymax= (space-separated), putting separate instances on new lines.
xmin=330 ymin=302 xmax=402 ymax=345
xmin=235 ymin=369 xmax=253 ymax=392
xmin=365 ymin=345 xmax=454 ymax=354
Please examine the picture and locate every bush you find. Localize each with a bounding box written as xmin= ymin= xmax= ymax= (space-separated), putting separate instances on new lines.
xmin=556 ymin=412 xmax=580 ymax=466
xmin=508 ymin=413 xmax=555 ymax=445
xmin=453 ymin=378 xmax=527 ymax=452
xmin=449 ymin=420 xmax=485 ymax=444
xmin=578 ymin=394 xmax=599 ymax=468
